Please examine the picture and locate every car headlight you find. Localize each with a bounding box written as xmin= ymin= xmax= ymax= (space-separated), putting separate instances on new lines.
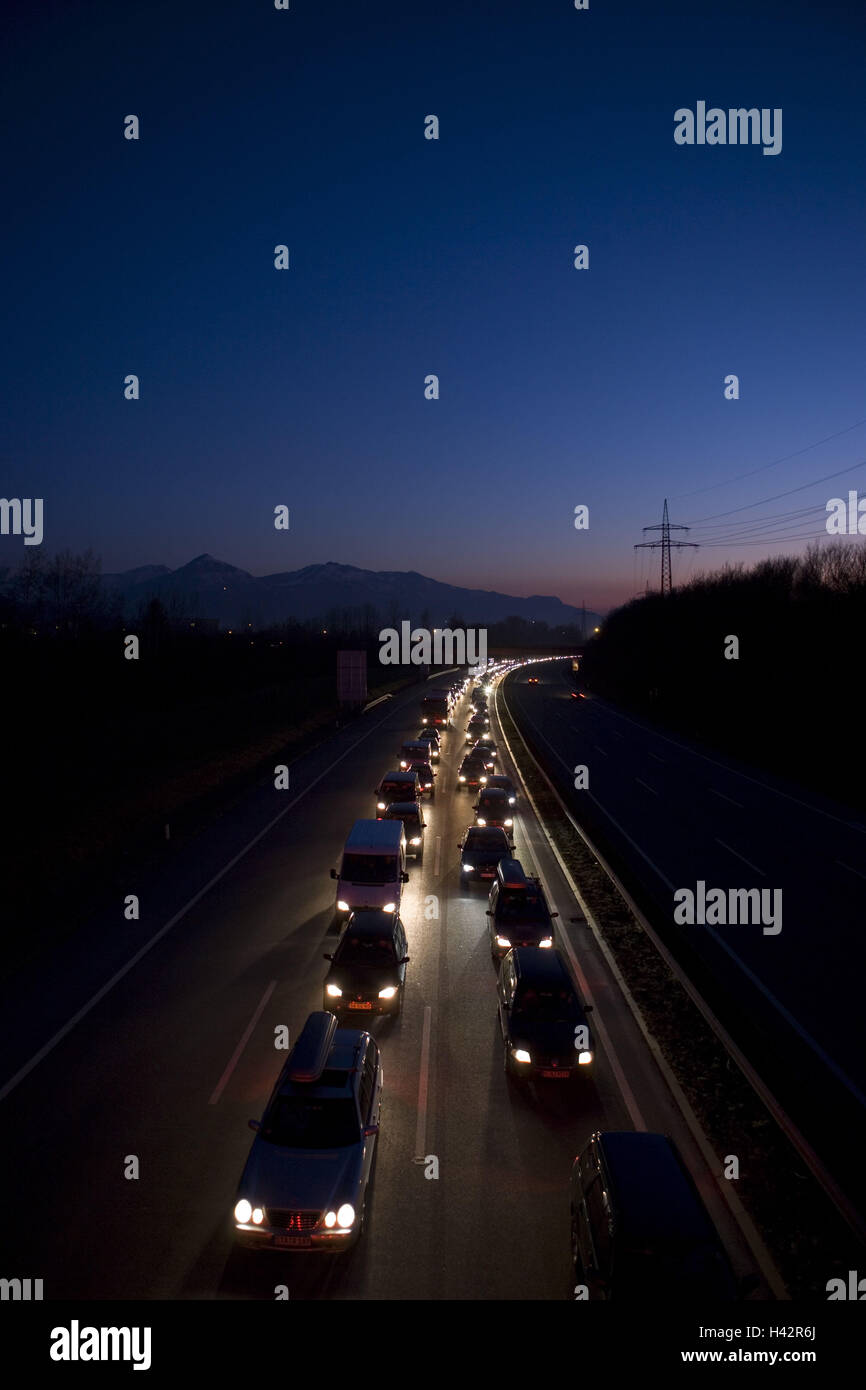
xmin=378 ymin=986 xmax=398 ymax=998
xmin=252 ymin=1208 xmax=264 ymax=1224
xmin=324 ymin=1210 xmax=337 ymax=1228
xmin=382 ymin=902 xmax=396 ymax=912
xmin=508 ymin=797 xmax=515 ymax=805
xmin=578 ymin=1051 xmax=593 ymax=1065
xmin=504 ymin=818 xmax=513 ymax=827
xmin=462 ymin=862 xmax=473 ymax=871
xmin=410 ymin=836 xmax=421 ymax=845
xmin=421 ymin=717 xmax=428 ymax=723
xmin=337 ymin=1203 xmax=355 ymax=1228
xmin=459 ymin=775 xmax=466 ymax=782
xmin=336 ymin=900 xmax=349 ymax=912
xmin=476 ymin=817 xmax=486 ymax=826
xmin=326 ymin=983 xmax=342 ymax=997
xmin=377 ymin=801 xmax=386 ymax=809
xmin=480 ymin=776 xmax=487 ymax=784
xmin=496 ymin=935 xmax=511 ymax=948
xmin=539 ymin=937 xmax=553 ymax=948
xmin=234 ymin=1199 xmax=252 ymax=1224
xmin=512 ymin=1048 xmax=531 ymax=1064
xmin=400 ymin=761 xmax=408 ymax=769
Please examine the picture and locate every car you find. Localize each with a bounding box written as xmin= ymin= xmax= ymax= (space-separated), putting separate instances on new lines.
xmin=471 ymin=737 xmax=497 ymax=764
xmin=465 ymin=714 xmax=489 ymax=741
xmin=233 ymin=1011 xmax=382 ymax=1252
xmin=400 ymin=739 xmax=434 ymax=770
xmin=374 ymin=769 xmax=420 ymax=813
xmin=486 ymin=774 xmax=517 ymax=805
xmin=382 ymin=801 xmax=426 ymax=858
xmin=473 ymin=787 xmax=514 ymax=832
xmin=323 ymin=911 xmax=410 ymax=1018
xmin=570 ymin=1132 xmax=740 ymax=1300
xmin=457 ymin=751 xmax=491 ymax=789
xmin=407 ymin=759 xmax=435 ymax=798
xmin=458 ymin=825 xmax=512 ymax=882
xmin=496 ymin=946 xmax=592 ymax=1082
xmin=527 ymin=676 xmax=539 ymax=684
xmin=487 ymin=858 xmax=558 ymax=959
xmin=416 ymin=728 xmax=441 ymax=760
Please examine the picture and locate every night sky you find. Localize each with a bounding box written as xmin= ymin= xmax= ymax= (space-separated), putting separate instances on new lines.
xmin=3 ymin=0 xmax=864 ymax=612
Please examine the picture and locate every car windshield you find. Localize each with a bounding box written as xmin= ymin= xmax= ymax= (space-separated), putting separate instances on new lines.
xmin=513 ymin=986 xmax=576 ymax=1020
xmin=467 ymin=831 xmax=507 ymax=849
xmin=264 ymin=1095 xmax=359 ymax=1149
xmin=498 ymin=894 xmax=548 ymax=921
xmin=341 ymin=853 xmax=398 ymax=883
xmin=336 ymin=935 xmax=398 ymax=966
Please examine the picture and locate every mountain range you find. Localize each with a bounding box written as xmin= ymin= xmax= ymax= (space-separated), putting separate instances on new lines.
xmin=99 ymin=555 xmax=601 ymax=632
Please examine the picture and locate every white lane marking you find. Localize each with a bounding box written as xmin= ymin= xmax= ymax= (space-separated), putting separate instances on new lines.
xmin=647 ymin=752 xmax=665 ymax=763
xmin=709 ymin=787 xmax=744 ymax=809
xmin=0 ymin=700 xmax=404 ymax=1105
xmin=414 ymin=1005 xmax=433 ymax=1160
xmin=433 ymin=835 xmax=442 ymax=877
xmin=634 ymin=777 xmax=658 ymax=796
xmin=835 ymin=858 xmax=866 ymax=882
xmin=504 ymin=693 xmax=866 ymax=1106
xmin=593 ymin=744 xmax=608 ymax=757
xmin=715 ymin=838 xmax=765 ymax=877
xmin=209 ymin=981 xmax=277 ymax=1105
xmin=597 ymin=699 xmax=864 ymax=834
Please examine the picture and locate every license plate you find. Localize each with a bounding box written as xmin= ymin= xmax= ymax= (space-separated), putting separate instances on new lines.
xmin=274 ymin=1234 xmax=311 ymax=1247
xmin=348 ymin=1000 xmax=372 ymax=1009
xmin=541 ymin=1069 xmax=570 ymax=1079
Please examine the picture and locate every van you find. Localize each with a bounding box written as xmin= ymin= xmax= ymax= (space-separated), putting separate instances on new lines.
xmin=330 ymin=819 xmax=409 ymax=922
xmin=570 ymin=1131 xmax=739 ymax=1300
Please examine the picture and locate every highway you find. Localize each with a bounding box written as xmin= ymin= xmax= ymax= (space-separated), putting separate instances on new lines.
xmin=502 ymin=660 xmax=866 ymax=1216
xmin=0 ymin=673 xmax=765 ymax=1300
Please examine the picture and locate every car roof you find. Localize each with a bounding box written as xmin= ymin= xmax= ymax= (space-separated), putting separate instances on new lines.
xmin=510 ymin=946 xmax=573 ymax=985
xmin=479 ymin=787 xmax=509 ymax=799
xmin=466 ymin=824 xmax=508 ymax=840
xmin=385 ymin=801 xmax=422 ymax=815
xmin=343 ymin=910 xmax=401 ymax=936
xmin=595 ymin=1133 xmax=719 ymax=1246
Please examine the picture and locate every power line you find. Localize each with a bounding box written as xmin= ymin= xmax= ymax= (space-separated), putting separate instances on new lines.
xmin=670 ymin=416 xmax=866 ymax=501
xmin=684 ymin=459 xmax=866 ymax=525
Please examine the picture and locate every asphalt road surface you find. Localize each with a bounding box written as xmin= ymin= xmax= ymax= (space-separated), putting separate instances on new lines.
xmin=0 ymin=674 xmax=764 ymax=1300
xmin=502 ymin=660 xmax=866 ymax=1218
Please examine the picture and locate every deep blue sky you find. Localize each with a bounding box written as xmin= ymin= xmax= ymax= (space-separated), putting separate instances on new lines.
xmin=3 ymin=0 xmax=864 ymax=611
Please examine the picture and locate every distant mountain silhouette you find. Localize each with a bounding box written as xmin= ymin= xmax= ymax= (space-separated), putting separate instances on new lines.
xmin=100 ymin=556 xmax=601 ymax=631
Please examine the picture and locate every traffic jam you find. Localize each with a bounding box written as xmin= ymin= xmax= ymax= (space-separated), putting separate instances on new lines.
xmin=231 ymin=667 xmax=742 ymax=1299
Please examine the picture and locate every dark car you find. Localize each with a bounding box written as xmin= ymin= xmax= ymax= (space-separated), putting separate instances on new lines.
xmin=487 ymin=859 xmax=558 ymax=959
xmin=400 ymin=739 xmax=433 ymax=771
xmin=416 ymin=728 xmax=441 ymax=760
xmin=470 ymin=738 xmax=497 ymax=767
xmin=233 ymin=1011 xmax=381 ymax=1251
xmin=323 ymin=911 xmax=410 ymax=1018
xmin=465 ymin=714 xmax=489 ymax=740
xmin=497 ymin=946 xmax=592 ymax=1082
xmin=457 ymin=751 xmax=491 ymax=789
xmin=407 ymin=760 xmax=435 ymax=798
xmin=486 ymin=774 xmax=517 ymax=804
xmin=473 ymin=787 xmax=514 ymax=832
xmin=383 ymin=801 xmax=426 ymax=859
xmin=458 ymin=825 xmax=512 ymax=882
xmin=570 ymin=1131 xmax=740 ymax=1301
xmin=375 ymin=769 xmax=420 ymax=813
